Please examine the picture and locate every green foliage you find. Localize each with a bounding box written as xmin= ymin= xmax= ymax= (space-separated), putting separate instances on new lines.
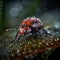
xmin=0 ymin=1 xmax=2 ymax=34
xmin=24 ymin=0 xmax=41 ymax=18
xmin=0 ymin=1 xmax=6 ymax=34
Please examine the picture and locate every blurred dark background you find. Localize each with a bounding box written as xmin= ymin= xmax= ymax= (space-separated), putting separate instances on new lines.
xmin=0 ymin=0 xmax=60 ymax=34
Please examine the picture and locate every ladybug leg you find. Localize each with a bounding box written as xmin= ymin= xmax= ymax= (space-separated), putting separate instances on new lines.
xmin=11 ymin=32 xmax=21 ymax=43
xmin=13 ymin=32 xmax=18 ymax=40
xmin=42 ymin=28 xmax=48 ymax=34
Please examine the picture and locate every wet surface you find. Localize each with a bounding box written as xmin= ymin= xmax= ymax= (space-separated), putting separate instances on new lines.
xmin=0 ymin=28 xmax=60 ymax=60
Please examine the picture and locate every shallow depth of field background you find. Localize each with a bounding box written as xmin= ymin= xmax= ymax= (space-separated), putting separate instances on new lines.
xmin=0 ymin=0 xmax=60 ymax=34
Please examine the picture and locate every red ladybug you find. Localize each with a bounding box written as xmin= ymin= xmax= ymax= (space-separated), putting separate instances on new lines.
xmin=18 ymin=17 xmax=43 ymax=35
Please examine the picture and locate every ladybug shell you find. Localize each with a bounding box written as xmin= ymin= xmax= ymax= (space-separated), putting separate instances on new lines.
xmin=18 ymin=25 xmax=31 ymax=35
